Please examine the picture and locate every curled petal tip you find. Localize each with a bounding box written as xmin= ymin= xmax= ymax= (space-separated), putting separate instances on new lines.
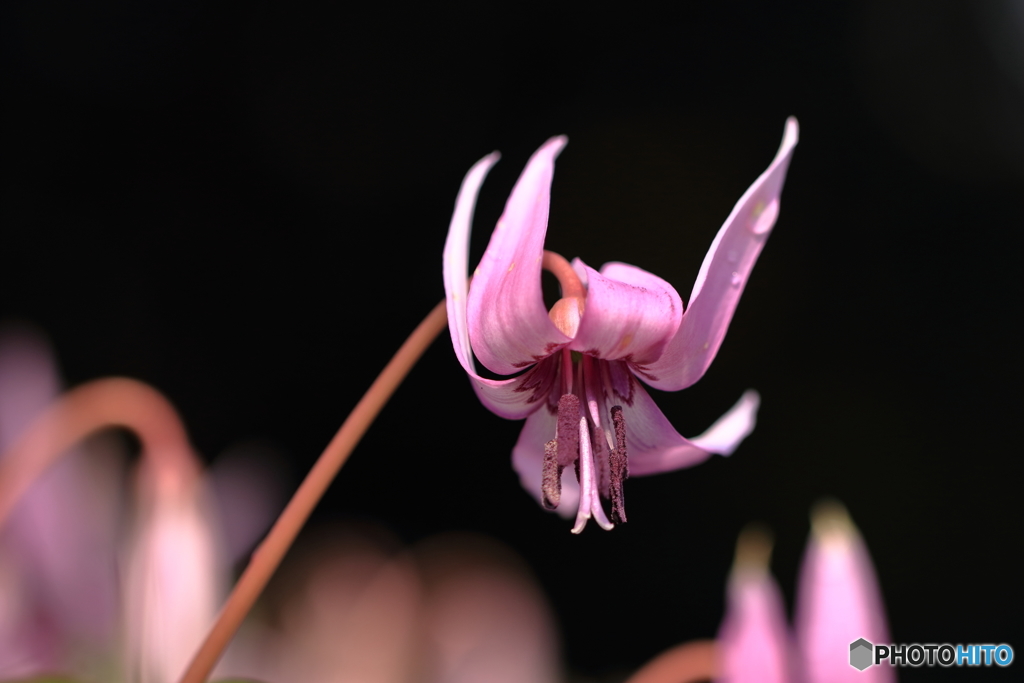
xmin=543 ymin=135 xmax=569 ymax=153
xmin=783 ymin=117 xmax=799 ymax=148
xmin=687 ymin=389 xmax=760 ymax=458
xmin=475 ymin=150 xmax=502 ymax=171
xmin=638 ymin=118 xmax=798 ymax=392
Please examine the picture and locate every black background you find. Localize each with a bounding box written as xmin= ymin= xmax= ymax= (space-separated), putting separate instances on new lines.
xmin=2 ymin=1 xmax=1021 ymax=680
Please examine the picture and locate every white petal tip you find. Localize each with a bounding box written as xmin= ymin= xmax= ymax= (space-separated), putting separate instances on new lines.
xmin=468 ymin=150 xmax=502 ymax=177
xmin=778 ymin=118 xmax=799 ymax=158
xmin=690 ymin=389 xmax=761 ymax=457
xmin=538 ymin=135 xmax=569 ymax=159
xmin=739 ymin=388 xmax=761 ymax=412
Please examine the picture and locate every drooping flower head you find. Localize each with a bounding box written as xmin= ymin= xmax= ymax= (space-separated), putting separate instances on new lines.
xmin=443 ymin=120 xmax=798 ymax=532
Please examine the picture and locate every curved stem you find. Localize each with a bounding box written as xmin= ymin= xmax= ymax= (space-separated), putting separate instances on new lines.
xmin=623 ymin=640 xmax=718 ymax=683
xmin=542 ymin=249 xmax=586 ymax=299
xmin=0 ymin=377 xmax=200 ymax=529
xmin=178 ymin=299 xmax=449 ymax=683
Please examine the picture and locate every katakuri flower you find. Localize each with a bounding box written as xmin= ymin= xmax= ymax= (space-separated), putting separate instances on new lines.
xmin=716 ymin=502 xmax=894 ymax=683
xmin=443 ymin=119 xmax=799 ymax=532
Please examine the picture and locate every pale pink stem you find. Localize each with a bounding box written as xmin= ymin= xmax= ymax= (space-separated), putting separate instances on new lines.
xmin=542 ymin=249 xmax=586 ymax=299
xmin=624 ymin=639 xmax=719 ymax=683
xmin=178 ymin=299 xmax=449 ymax=683
xmin=0 ymin=377 xmax=200 ymax=529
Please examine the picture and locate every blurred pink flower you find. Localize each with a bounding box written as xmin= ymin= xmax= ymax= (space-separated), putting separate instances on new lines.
xmin=0 ymin=326 xmax=122 ymax=678
xmin=443 ymin=120 xmax=799 ymax=532
xmin=0 ymin=326 xmax=281 ymax=683
xmin=716 ymin=503 xmax=894 ymax=683
xmin=218 ymin=528 xmax=562 ymax=683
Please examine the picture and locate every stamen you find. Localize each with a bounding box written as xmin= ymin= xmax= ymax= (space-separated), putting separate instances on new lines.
xmin=592 ymin=429 xmax=610 ymax=499
xmin=582 ymin=355 xmax=611 ymax=497
xmin=541 ymin=439 xmax=562 ymax=510
xmin=609 ymin=405 xmax=629 ymax=525
xmin=555 ymin=393 xmax=580 ymax=467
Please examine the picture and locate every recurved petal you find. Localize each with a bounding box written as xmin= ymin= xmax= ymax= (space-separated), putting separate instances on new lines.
xmin=688 ymin=390 xmax=760 ymax=455
xmin=468 ymin=358 xmax=560 ymax=420
xmin=611 ymin=368 xmax=759 ymax=476
xmin=466 ymin=137 xmax=572 ymax=375
xmin=638 ymin=118 xmax=799 ymax=391
xmin=444 ymin=152 xmax=559 ymax=419
xmin=443 ymin=150 xmax=501 ymax=378
xmin=511 ymin=407 xmax=579 ymax=518
xmin=795 ymin=502 xmax=894 ymax=683
xmin=569 ymin=260 xmax=683 ymax=365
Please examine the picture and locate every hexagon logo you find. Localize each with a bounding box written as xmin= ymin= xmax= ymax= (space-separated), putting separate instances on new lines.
xmin=850 ymin=638 xmax=874 ymax=671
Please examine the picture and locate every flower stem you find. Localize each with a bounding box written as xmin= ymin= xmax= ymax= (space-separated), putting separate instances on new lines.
xmin=623 ymin=639 xmax=718 ymax=683
xmin=0 ymin=377 xmax=201 ymax=530
xmin=542 ymin=249 xmax=586 ymax=299
xmin=178 ymin=299 xmax=449 ymax=683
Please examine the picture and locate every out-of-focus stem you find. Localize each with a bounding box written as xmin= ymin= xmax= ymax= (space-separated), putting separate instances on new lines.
xmin=179 ymin=299 xmax=449 ymax=683
xmin=623 ymin=639 xmax=719 ymax=683
xmin=0 ymin=377 xmax=200 ymax=529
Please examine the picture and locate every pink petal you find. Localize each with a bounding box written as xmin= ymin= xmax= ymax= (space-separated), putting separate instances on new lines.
xmin=443 ymin=150 xmax=501 ymax=377
xmin=466 ymin=137 xmax=572 ymax=375
xmin=123 ymin=476 xmax=227 ymax=683
xmin=0 ymin=327 xmax=121 ymax=659
xmin=209 ymin=443 xmax=287 ymax=565
xmin=638 ymin=118 xmax=799 ymax=391
xmin=442 ymin=150 xmax=561 ymax=420
xmin=795 ymin=502 xmax=894 ymax=683
xmin=717 ymin=566 xmax=792 ymax=683
xmin=688 ymin=390 xmax=760 ymax=455
xmin=468 ymin=360 xmax=560 ymax=420
xmin=569 ymin=260 xmax=683 ymax=365
xmin=611 ymin=366 xmax=759 ymax=476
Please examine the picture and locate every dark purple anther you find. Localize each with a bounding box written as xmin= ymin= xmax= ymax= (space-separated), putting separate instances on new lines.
xmin=609 ymin=405 xmax=628 ymax=524
xmin=541 ymin=439 xmax=562 ymax=510
xmin=556 ymin=393 xmax=581 ymax=467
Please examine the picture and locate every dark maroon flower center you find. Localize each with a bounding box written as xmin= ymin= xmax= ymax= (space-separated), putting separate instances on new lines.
xmin=540 ymin=349 xmax=629 ymax=527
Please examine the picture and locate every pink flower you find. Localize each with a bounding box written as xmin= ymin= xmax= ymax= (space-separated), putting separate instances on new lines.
xmin=0 ymin=326 xmax=281 ymax=683
xmin=218 ymin=529 xmax=562 ymax=683
xmin=443 ymin=120 xmax=799 ymax=532
xmin=717 ymin=503 xmax=894 ymax=683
